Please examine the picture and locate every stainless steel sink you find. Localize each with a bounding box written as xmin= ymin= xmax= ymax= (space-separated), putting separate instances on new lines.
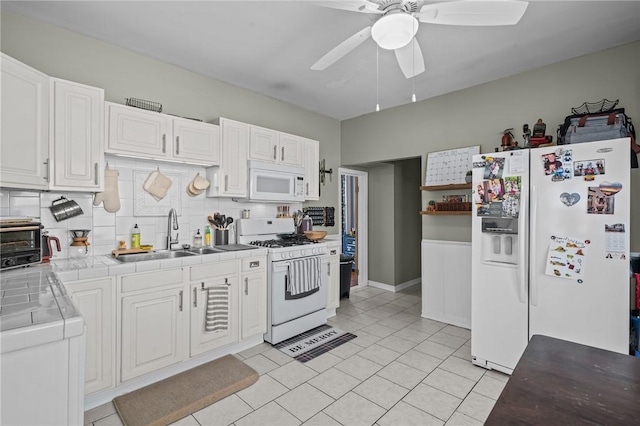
xmin=115 ymin=250 xmax=196 ymax=263
xmin=185 ymin=247 xmax=225 ymax=255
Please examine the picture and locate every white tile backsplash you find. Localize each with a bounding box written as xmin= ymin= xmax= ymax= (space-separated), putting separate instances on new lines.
xmin=2 ymin=154 xmax=300 ymax=259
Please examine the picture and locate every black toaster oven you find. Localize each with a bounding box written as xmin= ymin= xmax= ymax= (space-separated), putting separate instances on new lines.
xmin=0 ymin=218 xmax=43 ymax=270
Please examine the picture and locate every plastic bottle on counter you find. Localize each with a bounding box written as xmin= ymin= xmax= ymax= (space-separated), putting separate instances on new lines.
xmin=204 ymin=226 xmax=211 ymax=246
xmin=131 ymin=224 xmax=140 ymax=248
xmin=194 ymin=229 xmax=203 ymax=247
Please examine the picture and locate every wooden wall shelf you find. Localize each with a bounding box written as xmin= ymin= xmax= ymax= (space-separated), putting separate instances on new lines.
xmin=420 ymin=211 xmax=471 ymax=216
xmin=420 ymin=183 xmax=472 ymax=191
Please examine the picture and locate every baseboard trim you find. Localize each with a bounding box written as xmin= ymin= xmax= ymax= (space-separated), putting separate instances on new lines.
xmin=368 ymin=278 xmax=421 ymax=293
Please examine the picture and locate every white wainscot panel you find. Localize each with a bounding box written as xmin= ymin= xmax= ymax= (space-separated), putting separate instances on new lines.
xmin=421 ymin=240 xmax=471 ymax=329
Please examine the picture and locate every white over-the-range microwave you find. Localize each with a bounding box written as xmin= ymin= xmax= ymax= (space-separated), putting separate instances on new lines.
xmin=206 ymin=160 xmax=305 ymax=202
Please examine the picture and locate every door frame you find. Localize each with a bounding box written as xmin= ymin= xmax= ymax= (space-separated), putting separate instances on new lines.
xmin=339 ymin=167 xmax=368 ymax=288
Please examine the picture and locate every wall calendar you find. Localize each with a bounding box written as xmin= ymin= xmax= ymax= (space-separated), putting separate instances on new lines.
xmin=425 ymin=146 xmax=480 ymax=186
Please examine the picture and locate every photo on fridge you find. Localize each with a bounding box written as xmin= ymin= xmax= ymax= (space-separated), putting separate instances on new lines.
xmin=483 ymin=157 xmax=505 ymax=180
xmin=587 ymin=187 xmax=615 ymax=214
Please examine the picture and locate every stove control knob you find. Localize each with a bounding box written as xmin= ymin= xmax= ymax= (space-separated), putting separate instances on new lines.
xmin=289 ymin=252 xmax=295 ymax=259
xmin=301 ymin=249 xmax=308 ymax=257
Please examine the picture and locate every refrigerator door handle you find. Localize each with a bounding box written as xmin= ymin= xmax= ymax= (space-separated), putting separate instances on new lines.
xmin=518 ymin=188 xmax=527 ymax=304
xmin=530 ymin=184 xmax=538 ymax=306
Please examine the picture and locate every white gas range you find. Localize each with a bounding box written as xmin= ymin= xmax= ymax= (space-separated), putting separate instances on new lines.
xmin=237 ymin=218 xmax=327 ymax=344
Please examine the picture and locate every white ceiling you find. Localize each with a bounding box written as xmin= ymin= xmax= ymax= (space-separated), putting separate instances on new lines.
xmin=3 ymin=1 xmax=639 ymax=120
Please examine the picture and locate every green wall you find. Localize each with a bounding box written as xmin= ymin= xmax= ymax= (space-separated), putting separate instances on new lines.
xmin=368 ymin=163 xmax=395 ymax=285
xmin=342 ymin=41 xmax=640 ymax=250
xmin=0 ymin=10 xmax=342 ymax=233
xmin=393 ymin=158 xmax=422 ymax=285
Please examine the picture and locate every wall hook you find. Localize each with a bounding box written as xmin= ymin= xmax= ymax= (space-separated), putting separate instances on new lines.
xmin=319 ymin=159 xmax=333 ymax=185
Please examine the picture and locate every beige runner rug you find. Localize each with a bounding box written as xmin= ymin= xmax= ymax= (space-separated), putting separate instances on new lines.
xmin=113 ymin=355 xmax=258 ymax=426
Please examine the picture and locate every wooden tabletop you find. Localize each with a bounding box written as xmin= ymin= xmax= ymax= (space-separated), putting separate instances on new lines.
xmin=486 ymin=335 xmax=640 ymax=425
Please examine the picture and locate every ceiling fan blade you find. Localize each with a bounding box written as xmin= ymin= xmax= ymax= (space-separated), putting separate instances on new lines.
xmin=394 ymin=38 xmax=425 ymax=79
xmin=308 ymin=1 xmax=383 ymax=14
xmin=311 ymin=26 xmax=372 ymax=71
xmin=418 ymin=0 xmax=528 ymax=26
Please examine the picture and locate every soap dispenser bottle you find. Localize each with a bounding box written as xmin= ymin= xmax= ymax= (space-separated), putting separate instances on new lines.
xmin=131 ymin=224 xmax=141 ymax=248
xmin=194 ymin=229 xmax=203 ymax=247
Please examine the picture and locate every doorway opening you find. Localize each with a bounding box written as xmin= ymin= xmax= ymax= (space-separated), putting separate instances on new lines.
xmin=339 ymin=168 xmax=368 ymax=289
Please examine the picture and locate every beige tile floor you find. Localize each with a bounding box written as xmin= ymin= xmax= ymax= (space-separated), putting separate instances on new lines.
xmin=84 ymin=285 xmax=508 ymax=426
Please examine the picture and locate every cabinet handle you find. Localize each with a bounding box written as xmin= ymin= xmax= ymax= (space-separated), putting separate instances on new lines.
xmin=179 ymin=290 xmax=183 ymax=311
xmin=281 ymin=146 xmax=285 ymax=161
xmin=224 ymin=175 xmax=228 ymax=191
xmin=176 ymin=136 xmax=180 ymax=155
xmin=193 ymin=287 xmax=198 ymax=308
xmin=43 ymin=159 xmax=49 ymax=182
xmin=249 ymin=261 xmax=260 ymax=268
xmin=328 ymin=263 xmax=331 ymax=276
xmin=162 ymin=134 xmax=166 ymax=153
xmin=273 ymin=145 xmax=277 ymax=160
xmin=244 ymin=277 xmax=248 ymax=295
xmin=330 ymin=250 xmax=337 ymax=255
xmin=306 ymin=182 xmax=309 ymax=195
xmin=94 ymin=163 xmax=99 ymax=185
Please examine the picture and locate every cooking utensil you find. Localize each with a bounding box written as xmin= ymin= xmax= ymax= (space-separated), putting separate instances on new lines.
xmin=225 ymin=217 xmax=233 ymax=229
xmin=49 ymin=196 xmax=84 ymax=222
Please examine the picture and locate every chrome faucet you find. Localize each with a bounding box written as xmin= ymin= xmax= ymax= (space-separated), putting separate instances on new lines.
xmin=167 ymin=208 xmax=179 ymax=250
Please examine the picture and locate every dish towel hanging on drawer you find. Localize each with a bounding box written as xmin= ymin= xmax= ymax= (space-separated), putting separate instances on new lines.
xmin=288 ymin=257 xmax=321 ymax=296
xmin=205 ymin=286 xmax=229 ymax=332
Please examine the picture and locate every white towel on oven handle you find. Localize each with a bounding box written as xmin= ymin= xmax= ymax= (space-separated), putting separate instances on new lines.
xmin=288 ymin=257 xmax=321 ymax=296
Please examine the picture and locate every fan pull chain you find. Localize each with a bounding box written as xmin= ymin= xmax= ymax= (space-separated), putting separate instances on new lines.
xmin=376 ymin=45 xmax=380 ymax=112
xmin=411 ymin=17 xmax=416 ymax=103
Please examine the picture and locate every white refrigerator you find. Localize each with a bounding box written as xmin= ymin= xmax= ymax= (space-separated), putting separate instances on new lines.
xmin=471 ymin=137 xmax=631 ymax=374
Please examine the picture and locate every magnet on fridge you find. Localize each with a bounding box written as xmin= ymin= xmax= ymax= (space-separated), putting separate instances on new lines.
xmin=598 ymin=181 xmax=622 ymax=196
xmin=560 ymin=192 xmax=581 ymax=207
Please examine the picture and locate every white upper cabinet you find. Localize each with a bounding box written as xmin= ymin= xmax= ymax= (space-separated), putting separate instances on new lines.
xmin=0 ymin=53 xmax=49 ymax=189
xmin=106 ymin=102 xmax=170 ymax=158
xmin=248 ymin=125 xmax=278 ymax=162
xmin=218 ymin=118 xmax=249 ymax=197
xmin=106 ymin=102 xmax=220 ymax=166
xmin=248 ymin=125 xmax=304 ymax=167
xmin=50 ymin=78 xmax=104 ymax=191
xmin=172 ymin=117 xmax=220 ymax=165
xmin=278 ymin=132 xmax=304 ymax=166
xmin=303 ymin=137 xmax=320 ymax=200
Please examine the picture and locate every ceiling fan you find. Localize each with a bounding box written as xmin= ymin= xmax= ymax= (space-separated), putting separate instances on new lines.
xmin=311 ymin=0 xmax=529 ymax=79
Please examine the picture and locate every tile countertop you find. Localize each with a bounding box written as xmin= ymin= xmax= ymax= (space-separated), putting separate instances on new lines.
xmin=0 ymin=247 xmax=268 ymax=284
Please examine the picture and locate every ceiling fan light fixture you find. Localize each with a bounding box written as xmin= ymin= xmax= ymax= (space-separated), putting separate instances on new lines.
xmin=371 ymin=13 xmax=418 ymax=50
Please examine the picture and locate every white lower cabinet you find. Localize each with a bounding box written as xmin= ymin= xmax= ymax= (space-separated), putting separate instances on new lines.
xmin=119 ymin=269 xmax=186 ymax=383
xmin=189 ymin=260 xmax=239 ymax=357
xmin=64 ymin=277 xmax=115 ymax=395
xmin=326 ymin=249 xmax=340 ymax=311
xmin=240 ymin=256 xmax=267 ymax=339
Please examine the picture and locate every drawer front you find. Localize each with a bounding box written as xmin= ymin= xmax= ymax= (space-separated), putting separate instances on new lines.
xmin=241 ymin=256 xmax=266 ymax=273
xmin=120 ymin=268 xmax=183 ymax=293
xmin=190 ymin=260 xmax=236 ymax=281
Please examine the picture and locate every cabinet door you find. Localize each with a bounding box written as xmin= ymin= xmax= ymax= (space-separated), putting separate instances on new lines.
xmin=0 ymin=53 xmax=49 ymax=189
xmin=189 ymin=277 xmax=238 ymax=357
xmin=219 ymin=118 xmax=248 ymax=197
xmin=278 ymin=132 xmax=304 ymax=166
xmin=326 ymin=253 xmax=340 ymax=311
xmin=303 ymin=138 xmax=320 ymax=200
xmin=106 ymin=102 xmax=170 ymax=158
xmin=249 ymin=125 xmax=278 ymax=162
xmin=120 ymin=286 xmax=186 ymax=382
xmin=65 ymin=277 xmax=115 ymax=395
xmin=51 ymin=78 xmax=104 ymax=190
xmin=240 ymin=271 xmax=267 ymax=339
xmin=173 ymin=118 xmax=220 ymax=165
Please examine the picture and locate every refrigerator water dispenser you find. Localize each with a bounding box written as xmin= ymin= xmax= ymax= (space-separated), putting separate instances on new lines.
xmin=481 ymin=218 xmax=518 ymax=265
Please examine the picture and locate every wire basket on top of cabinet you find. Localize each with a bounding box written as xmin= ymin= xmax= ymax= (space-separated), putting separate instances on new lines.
xmin=125 ymin=97 xmax=163 ymax=113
